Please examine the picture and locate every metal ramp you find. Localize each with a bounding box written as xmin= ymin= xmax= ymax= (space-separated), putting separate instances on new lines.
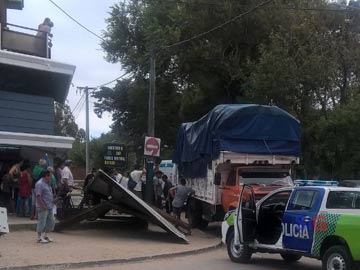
xmin=55 ymin=170 xmax=188 ymax=243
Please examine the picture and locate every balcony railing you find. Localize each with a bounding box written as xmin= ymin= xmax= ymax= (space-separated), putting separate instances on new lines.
xmin=0 ymin=22 xmax=52 ymax=59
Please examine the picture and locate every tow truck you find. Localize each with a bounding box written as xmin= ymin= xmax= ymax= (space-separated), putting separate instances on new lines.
xmin=222 ymin=180 xmax=360 ymax=270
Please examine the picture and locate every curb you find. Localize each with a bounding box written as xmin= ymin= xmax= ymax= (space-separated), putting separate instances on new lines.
xmin=8 ymin=223 xmax=37 ymax=232
xmin=0 ymin=242 xmax=223 ymax=270
xmin=8 ymin=217 xmax=144 ymax=232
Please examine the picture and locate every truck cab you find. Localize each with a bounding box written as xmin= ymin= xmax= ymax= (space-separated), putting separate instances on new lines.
xmin=222 ymin=181 xmax=360 ymax=270
xmin=221 ymin=166 xmax=293 ymax=213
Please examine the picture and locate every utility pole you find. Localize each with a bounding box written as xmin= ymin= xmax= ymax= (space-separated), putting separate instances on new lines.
xmin=77 ymin=86 xmax=96 ymax=174
xmin=85 ymin=86 xmax=90 ymax=175
xmin=0 ymin=0 xmax=7 ymax=25
xmin=145 ymin=51 xmax=156 ymax=203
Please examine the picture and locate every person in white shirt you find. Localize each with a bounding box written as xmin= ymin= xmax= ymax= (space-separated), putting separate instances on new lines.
xmin=61 ymin=160 xmax=74 ymax=188
xmin=129 ymin=168 xmax=146 ymax=198
xmin=116 ymin=171 xmax=129 ymax=190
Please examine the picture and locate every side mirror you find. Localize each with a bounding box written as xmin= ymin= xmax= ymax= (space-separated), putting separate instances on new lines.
xmin=214 ymin=172 xmax=221 ymax=186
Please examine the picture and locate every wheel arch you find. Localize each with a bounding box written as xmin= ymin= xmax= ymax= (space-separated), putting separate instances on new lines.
xmin=320 ymin=235 xmax=353 ymax=259
xmin=226 ymin=225 xmax=234 ymax=244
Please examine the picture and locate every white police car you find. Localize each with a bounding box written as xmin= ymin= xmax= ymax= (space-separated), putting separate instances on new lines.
xmin=222 ymin=181 xmax=360 ymax=270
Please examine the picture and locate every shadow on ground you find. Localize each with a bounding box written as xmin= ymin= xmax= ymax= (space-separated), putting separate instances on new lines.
xmin=57 ymin=218 xmax=188 ymax=244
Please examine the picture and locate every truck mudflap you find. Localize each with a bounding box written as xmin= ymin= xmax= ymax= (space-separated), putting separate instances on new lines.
xmin=77 ymin=170 xmax=188 ymax=243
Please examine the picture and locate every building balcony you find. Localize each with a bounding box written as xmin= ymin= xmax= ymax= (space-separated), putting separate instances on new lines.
xmin=0 ymin=22 xmax=51 ymax=58
xmin=0 ymin=22 xmax=76 ymax=104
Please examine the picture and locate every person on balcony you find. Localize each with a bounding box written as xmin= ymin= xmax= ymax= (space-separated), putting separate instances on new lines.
xmin=37 ymin=17 xmax=53 ymax=38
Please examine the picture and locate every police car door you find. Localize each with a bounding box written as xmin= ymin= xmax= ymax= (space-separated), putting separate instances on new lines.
xmin=282 ymin=188 xmax=324 ymax=252
xmin=235 ymin=185 xmax=256 ymax=245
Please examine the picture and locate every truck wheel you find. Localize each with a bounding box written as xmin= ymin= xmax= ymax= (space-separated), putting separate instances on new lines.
xmin=187 ymin=207 xmax=200 ymax=228
xmin=322 ymin=245 xmax=353 ymax=270
xmin=280 ymin=253 xmax=302 ymax=263
xmin=226 ymin=230 xmax=252 ymax=263
xmin=198 ymin=218 xmax=209 ymax=229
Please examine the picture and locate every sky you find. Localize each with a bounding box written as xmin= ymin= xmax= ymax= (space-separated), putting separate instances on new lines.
xmin=7 ymin=0 xmax=122 ymax=138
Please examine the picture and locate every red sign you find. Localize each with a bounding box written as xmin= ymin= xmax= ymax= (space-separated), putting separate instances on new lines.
xmin=144 ymin=136 xmax=161 ymax=157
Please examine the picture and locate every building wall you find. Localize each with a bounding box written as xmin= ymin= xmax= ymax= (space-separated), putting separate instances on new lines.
xmin=0 ymin=90 xmax=54 ymax=135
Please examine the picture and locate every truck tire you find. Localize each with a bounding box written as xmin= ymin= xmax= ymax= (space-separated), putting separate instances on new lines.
xmin=187 ymin=206 xmax=201 ymax=228
xmin=322 ymin=245 xmax=353 ymax=270
xmin=280 ymin=253 xmax=302 ymax=263
xmin=198 ymin=218 xmax=209 ymax=229
xmin=226 ymin=229 xmax=252 ymax=263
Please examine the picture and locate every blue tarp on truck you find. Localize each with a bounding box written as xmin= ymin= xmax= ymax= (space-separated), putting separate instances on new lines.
xmin=173 ymin=104 xmax=301 ymax=178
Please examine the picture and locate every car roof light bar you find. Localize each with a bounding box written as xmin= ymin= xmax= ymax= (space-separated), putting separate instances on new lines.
xmin=294 ymin=180 xmax=339 ymax=187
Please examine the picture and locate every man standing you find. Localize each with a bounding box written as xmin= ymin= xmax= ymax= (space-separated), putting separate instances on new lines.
xmin=113 ymin=169 xmax=129 ymax=190
xmin=129 ymin=167 xmax=146 ymax=198
xmin=35 ymin=170 xmax=55 ymax=243
xmin=153 ymin=171 xmax=163 ymax=208
xmin=58 ymin=160 xmax=74 ymax=208
xmin=61 ymin=160 xmax=74 ymax=189
xmin=162 ymin=174 xmax=173 ymax=214
xmin=170 ymin=178 xmax=194 ymax=220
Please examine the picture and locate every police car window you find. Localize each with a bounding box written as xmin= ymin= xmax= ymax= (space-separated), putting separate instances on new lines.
xmin=327 ymin=191 xmax=360 ymax=209
xmin=290 ymin=190 xmax=318 ymax=211
xmin=261 ymin=191 xmax=291 ymax=208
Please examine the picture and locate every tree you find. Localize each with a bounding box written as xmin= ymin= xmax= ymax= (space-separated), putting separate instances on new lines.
xmin=97 ymin=0 xmax=360 ymax=178
xmin=248 ymin=2 xmax=360 ymax=178
xmin=54 ymin=102 xmax=80 ymax=138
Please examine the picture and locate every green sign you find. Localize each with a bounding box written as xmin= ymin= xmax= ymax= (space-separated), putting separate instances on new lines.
xmin=103 ymin=144 xmax=127 ymax=168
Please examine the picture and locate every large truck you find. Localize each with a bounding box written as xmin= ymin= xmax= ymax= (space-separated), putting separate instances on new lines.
xmin=172 ymin=104 xmax=301 ymax=228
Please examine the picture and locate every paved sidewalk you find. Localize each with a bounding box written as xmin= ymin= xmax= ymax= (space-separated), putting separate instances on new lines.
xmin=0 ymin=217 xmax=221 ymax=269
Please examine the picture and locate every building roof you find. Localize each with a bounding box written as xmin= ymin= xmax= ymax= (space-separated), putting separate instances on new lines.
xmin=0 ymin=49 xmax=76 ymax=103
xmin=0 ymin=130 xmax=74 ymax=149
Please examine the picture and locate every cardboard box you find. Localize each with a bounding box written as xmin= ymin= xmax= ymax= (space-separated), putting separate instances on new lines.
xmin=0 ymin=207 xmax=9 ymax=234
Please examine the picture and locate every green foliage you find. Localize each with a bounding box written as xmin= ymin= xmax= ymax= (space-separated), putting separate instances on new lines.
xmin=95 ymin=0 xmax=360 ymax=179
xmin=54 ymin=102 xmax=80 ymax=138
xmin=68 ymin=132 xmax=137 ymax=171
xmin=68 ymin=139 xmax=85 ymax=167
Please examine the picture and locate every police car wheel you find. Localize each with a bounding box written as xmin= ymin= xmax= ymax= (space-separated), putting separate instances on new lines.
xmin=322 ymin=245 xmax=353 ymax=270
xmin=280 ymin=253 xmax=302 ymax=263
xmin=226 ymin=230 xmax=252 ymax=263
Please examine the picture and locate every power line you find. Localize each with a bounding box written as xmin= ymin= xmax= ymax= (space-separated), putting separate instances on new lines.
xmin=284 ymin=7 xmax=349 ymax=12
xmin=71 ymin=92 xmax=86 ymax=115
xmin=74 ymin=97 xmax=86 ymax=121
xmin=95 ymin=71 xmax=132 ymax=88
xmin=48 ymin=0 xmax=132 ymax=92
xmin=72 ymin=92 xmax=85 ymax=115
xmin=48 ymin=0 xmax=105 ymax=42
xmin=162 ymin=0 xmax=274 ymax=50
